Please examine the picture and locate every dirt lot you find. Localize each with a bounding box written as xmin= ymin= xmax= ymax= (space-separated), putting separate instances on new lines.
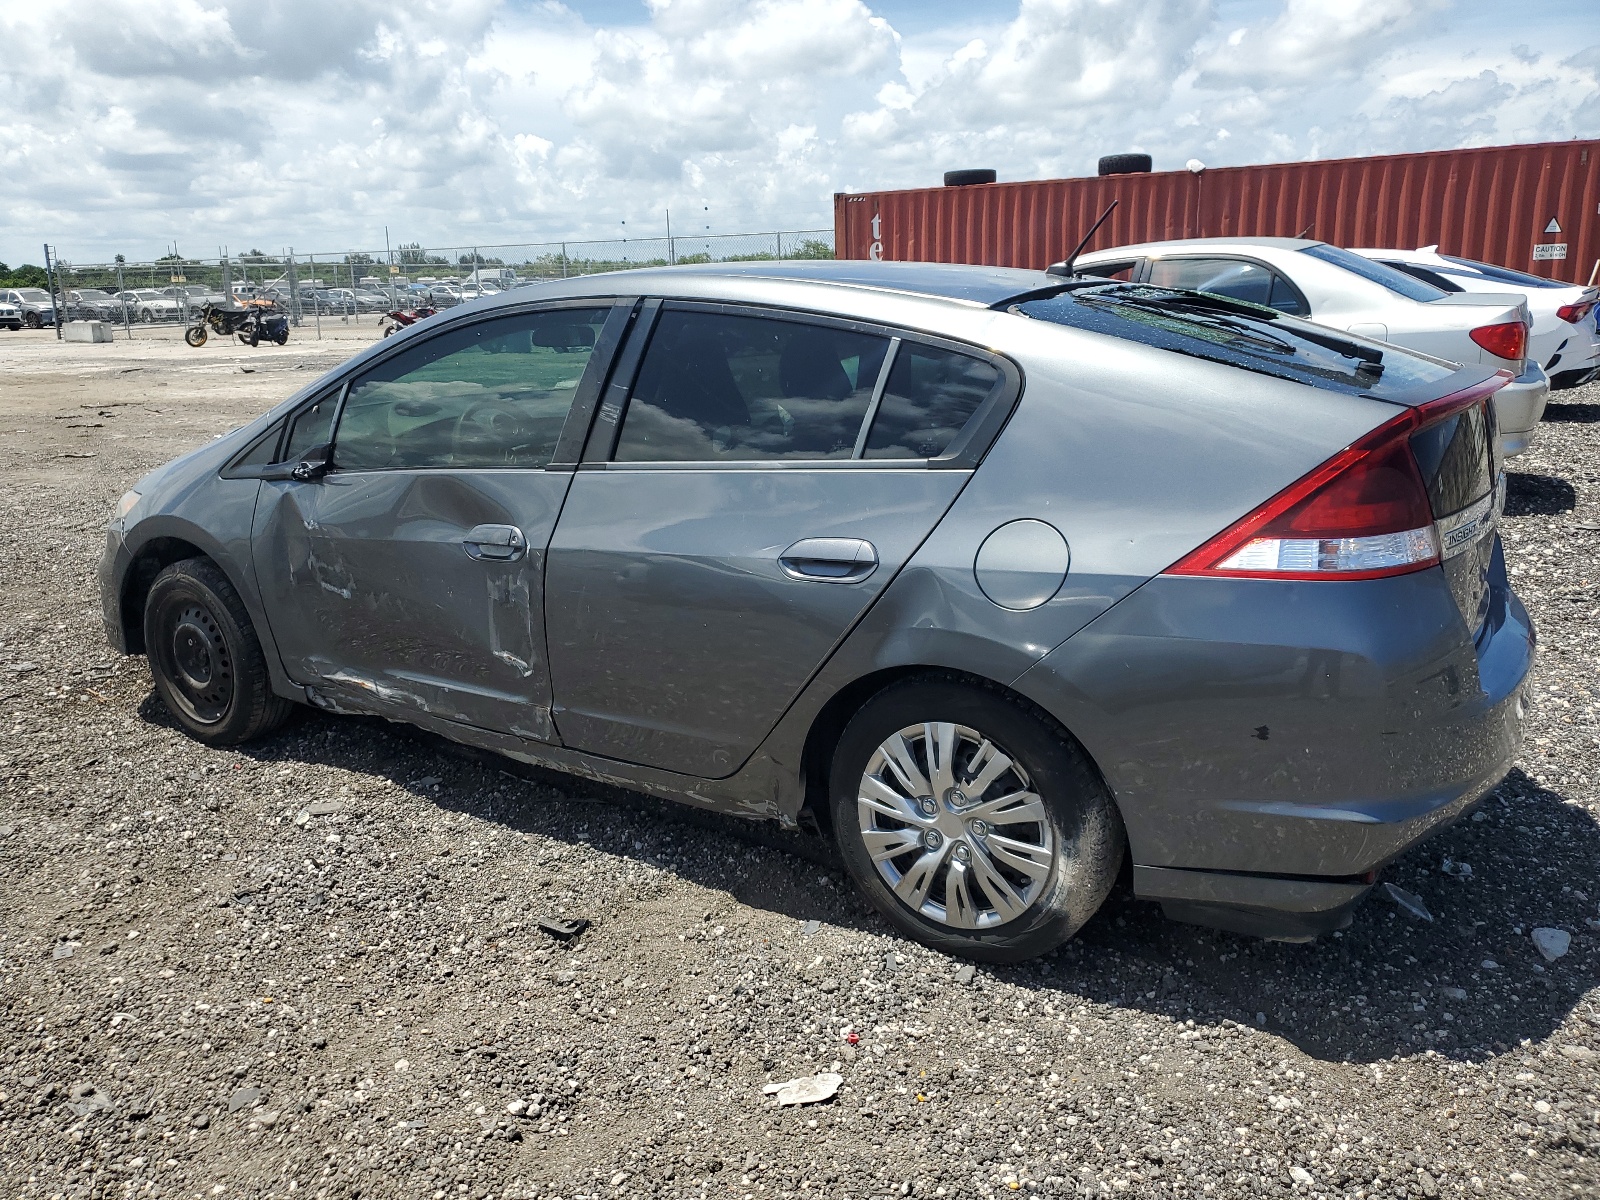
xmin=1 ymin=324 xmax=1598 ymax=1200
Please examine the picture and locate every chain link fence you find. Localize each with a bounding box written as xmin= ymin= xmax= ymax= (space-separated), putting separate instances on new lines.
xmin=36 ymin=229 xmax=835 ymax=332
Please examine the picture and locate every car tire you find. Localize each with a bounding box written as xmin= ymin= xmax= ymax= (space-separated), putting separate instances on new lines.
xmin=144 ymin=558 xmax=295 ymax=745
xmin=829 ymin=676 xmax=1124 ymax=962
xmin=1098 ymin=153 xmax=1153 ymax=176
xmin=24 ymin=312 xmax=40 ymax=329
xmin=139 ymin=309 xmax=154 ymax=323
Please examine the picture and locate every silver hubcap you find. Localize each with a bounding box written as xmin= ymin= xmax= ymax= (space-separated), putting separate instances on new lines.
xmin=856 ymin=722 xmax=1053 ymax=930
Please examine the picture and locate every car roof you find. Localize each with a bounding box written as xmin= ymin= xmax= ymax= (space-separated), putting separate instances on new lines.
xmin=569 ymin=259 xmax=1059 ymax=306
xmin=1079 ymin=237 xmax=1321 ymax=258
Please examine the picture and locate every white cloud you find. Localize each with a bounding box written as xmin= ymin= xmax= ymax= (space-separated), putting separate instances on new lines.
xmin=0 ymin=0 xmax=1593 ymax=266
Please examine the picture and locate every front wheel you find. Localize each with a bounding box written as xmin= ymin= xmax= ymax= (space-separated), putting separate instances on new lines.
xmin=183 ymin=325 xmax=207 ymax=347
xmin=144 ymin=558 xmax=295 ymax=745
xmin=830 ymin=677 xmax=1124 ymax=962
xmin=23 ymin=312 xmax=41 ymax=329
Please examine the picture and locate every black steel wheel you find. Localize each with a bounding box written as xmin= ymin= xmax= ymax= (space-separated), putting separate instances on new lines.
xmin=830 ymin=676 xmax=1124 ymax=962
xmin=144 ymin=559 xmax=294 ymax=744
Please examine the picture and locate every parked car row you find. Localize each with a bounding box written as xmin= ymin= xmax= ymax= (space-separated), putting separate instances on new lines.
xmin=1071 ymin=237 xmax=1598 ymax=457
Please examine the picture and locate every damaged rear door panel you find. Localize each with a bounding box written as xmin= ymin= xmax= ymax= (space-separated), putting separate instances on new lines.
xmin=251 ymin=302 xmax=630 ymax=740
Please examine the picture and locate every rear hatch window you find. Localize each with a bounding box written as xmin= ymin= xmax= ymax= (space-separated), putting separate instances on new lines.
xmin=1411 ymin=398 xmax=1500 ymax=637
xmin=1011 ymin=284 xmax=1458 ymax=399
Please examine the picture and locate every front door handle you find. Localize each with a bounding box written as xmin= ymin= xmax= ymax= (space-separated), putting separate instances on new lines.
xmin=779 ymin=537 xmax=878 ymax=583
xmin=463 ymin=524 xmax=526 ymax=562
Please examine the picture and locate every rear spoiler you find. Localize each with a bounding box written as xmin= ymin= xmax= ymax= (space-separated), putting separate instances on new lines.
xmin=1369 ymin=364 xmax=1508 ymax=409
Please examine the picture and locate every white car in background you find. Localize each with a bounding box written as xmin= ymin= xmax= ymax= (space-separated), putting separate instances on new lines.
xmin=1073 ymin=237 xmax=1550 ymax=456
xmin=1353 ymin=246 xmax=1600 ymax=391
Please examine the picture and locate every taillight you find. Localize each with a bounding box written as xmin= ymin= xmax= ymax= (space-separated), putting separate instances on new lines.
xmin=1557 ymin=301 xmax=1594 ymax=323
xmin=1468 ymin=321 xmax=1527 ymax=361
xmin=1165 ymin=373 xmax=1510 ymax=581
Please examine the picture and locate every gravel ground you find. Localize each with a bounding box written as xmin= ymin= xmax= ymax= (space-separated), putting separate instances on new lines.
xmin=1 ymin=327 xmax=1598 ymax=1200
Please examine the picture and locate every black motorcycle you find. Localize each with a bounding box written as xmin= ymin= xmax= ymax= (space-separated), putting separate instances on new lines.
xmin=184 ymin=302 xmax=288 ymax=348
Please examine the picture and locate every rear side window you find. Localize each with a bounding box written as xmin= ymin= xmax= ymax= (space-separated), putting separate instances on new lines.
xmin=1300 ymin=243 xmax=1446 ymax=302
xmin=1086 ymin=259 xmax=1140 ymax=282
xmin=335 ymin=307 xmax=608 ymax=470
xmin=1145 ymin=258 xmax=1307 ymax=316
xmin=864 ymin=345 xmax=1001 ymax=459
xmin=614 ymin=310 xmax=890 ymax=462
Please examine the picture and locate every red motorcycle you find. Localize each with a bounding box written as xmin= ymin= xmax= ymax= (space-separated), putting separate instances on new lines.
xmin=380 ymin=307 xmax=438 ymax=337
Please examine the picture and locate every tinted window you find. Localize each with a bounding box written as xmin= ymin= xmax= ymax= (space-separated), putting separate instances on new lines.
xmin=864 ymin=345 xmax=999 ymax=459
xmin=335 ymin=308 xmax=608 ymax=470
xmin=1145 ymin=258 xmax=1307 ymax=316
xmin=281 ymin=394 xmax=338 ymax=463
xmin=1378 ymin=261 xmax=1462 ymax=292
xmin=1440 ymin=256 xmax=1565 ymax=289
xmin=614 ymin=310 xmax=889 ymax=462
xmin=1086 ymin=259 xmax=1139 ymax=282
xmin=1014 ymin=284 xmax=1458 ymax=399
xmin=1300 ymin=243 xmax=1446 ymax=302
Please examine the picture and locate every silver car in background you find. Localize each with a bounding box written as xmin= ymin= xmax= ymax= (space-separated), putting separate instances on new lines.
xmin=100 ymin=261 xmax=1533 ymax=961
xmin=1073 ymin=238 xmax=1550 ymax=456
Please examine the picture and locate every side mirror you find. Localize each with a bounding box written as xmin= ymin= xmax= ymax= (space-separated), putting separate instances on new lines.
xmin=263 ymin=443 xmax=333 ymax=483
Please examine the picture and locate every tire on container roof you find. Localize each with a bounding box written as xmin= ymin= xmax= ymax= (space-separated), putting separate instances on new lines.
xmin=943 ymin=169 xmax=997 ymax=187
xmin=1097 ymin=153 xmax=1152 ymax=176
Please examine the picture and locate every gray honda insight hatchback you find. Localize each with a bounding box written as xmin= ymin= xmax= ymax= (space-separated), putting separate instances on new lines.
xmin=100 ymin=261 xmax=1533 ymax=961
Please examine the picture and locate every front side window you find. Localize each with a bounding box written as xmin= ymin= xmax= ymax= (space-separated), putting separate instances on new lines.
xmin=614 ymin=310 xmax=890 ymax=462
xmin=333 ymin=307 xmax=609 ymax=470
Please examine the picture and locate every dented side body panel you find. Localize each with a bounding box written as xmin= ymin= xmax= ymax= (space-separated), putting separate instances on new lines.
xmin=252 ymin=467 xmax=573 ymax=743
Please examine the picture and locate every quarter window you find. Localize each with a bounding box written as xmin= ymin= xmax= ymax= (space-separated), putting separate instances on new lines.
xmin=333 ymin=308 xmax=609 ymax=470
xmin=864 ymin=345 xmax=1000 ymax=459
xmin=281 ymin=394 xmax=338 ymax=463
xmin=613 ymin=310 xmax=890 ymax=462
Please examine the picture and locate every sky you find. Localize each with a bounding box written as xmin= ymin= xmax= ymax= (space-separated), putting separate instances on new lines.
xmin=0 ymin=0 xmax=1595 ymax=267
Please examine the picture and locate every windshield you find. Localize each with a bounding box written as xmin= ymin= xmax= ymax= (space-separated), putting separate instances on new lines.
xmin=1440 ymin=255 xmax=1566 ymax=289
xmin=1012 ymin=283 xmax=1457 ymax=399
xmin=16 ymin=289 xmax=51 ymax=302
xmin=1300 ymin=243 xmax=1447 ymax=302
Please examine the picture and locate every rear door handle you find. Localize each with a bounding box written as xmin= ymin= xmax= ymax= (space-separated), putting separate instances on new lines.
xmin=463 ymin=524 xmax=526 ymax=562
xmin=779 ymin=537 xmax=878 ymax=583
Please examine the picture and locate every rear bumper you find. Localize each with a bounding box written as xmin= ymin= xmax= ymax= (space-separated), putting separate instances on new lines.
xmin=1133 ymin=866 xmax=1373 ymax=940
xmin=1492 ymin=363 xmax=1549 ymax=457
xmin=1013 ymin=538 xmax=1534 ymax=937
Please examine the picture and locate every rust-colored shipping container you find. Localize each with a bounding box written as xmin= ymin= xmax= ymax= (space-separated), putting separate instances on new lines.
xmin=834 ymin=139 xmax=1600 ymax=285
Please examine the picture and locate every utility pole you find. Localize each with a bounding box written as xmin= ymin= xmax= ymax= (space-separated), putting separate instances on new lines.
xmin=43 ymin=244 xmax=62 ymax=339
xmin=385 ymin=226 xmax=397 ymax=309
xmin=116 ymin=257 xmax=131 ymax=339
xmin=666 ymin=208 xmax=674 ymax=265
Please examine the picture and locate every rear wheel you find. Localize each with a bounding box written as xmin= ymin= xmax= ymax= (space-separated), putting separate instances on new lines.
xmin=144 ymin=559 xmax=294 ymax=744
xmin=830 ymin=677 xmax=1124 ymax=962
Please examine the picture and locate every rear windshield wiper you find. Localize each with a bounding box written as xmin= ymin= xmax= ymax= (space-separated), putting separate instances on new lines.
xmin=1006 ymin=283 xmax=1386 ymax=375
